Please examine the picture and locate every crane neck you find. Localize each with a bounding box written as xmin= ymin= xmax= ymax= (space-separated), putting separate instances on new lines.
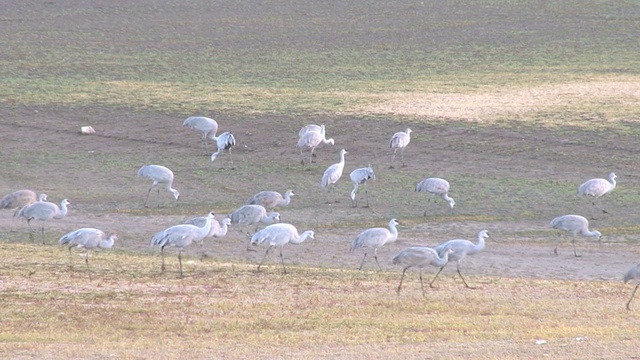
xmin=291 ymin=230 xmax=314 ymax=244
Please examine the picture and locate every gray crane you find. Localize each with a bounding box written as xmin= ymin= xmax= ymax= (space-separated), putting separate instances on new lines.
xmin=393 ymin=247 xmax=454 ymax=296
xmin=210 ymin=130 xmax=236 ymax=169
xmin=183 ymin=116 xmax=219 ymax=153
xmin=58 ymin=228 xmax=117 ymax=267
xmin=549 ymin=214 xmax=601 ymax=257
xmin=624 ymin=263 xmax=640 ymax=310
xmin=137 ymin=165 xmax=180 ymax=207
xmin=150 ymin=211 xmax=215 ymax=277
xmin=1 ymin=190 xmax=47 ymax=231
xmin=229 ymin=204 xmax=281 ymax=249
xmin=349 ymin=166 xmax=375 ymax=208
xmin=578 ymin=172 xmax=617 ymax=216
xmin=350 ymin=218 xmax=400 ymax=270
xmin=297 ymin=125 xmax=335 ymax=166
xmin=431 ymin=230 xmax=490 ymax=289
xmin=389 ymin=128 xmax=412 ymax=168
xmin=248 ymin=190 xmax=295 ymax=210
xmin=250 ymin=223 xmax=315 ymax=274
xmin=321 ymin=149 xmax=348 ymax=191
xmin=20 ymin=199 xmax=71 ymax=244
xmin=415 ymin=177 xmax=455 ymax=216
xmin=185 ymin=215 xmax=231 ymax=239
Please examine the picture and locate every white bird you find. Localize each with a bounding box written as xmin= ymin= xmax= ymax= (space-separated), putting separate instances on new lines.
xmin=624 ymin=263 xmax=640 ymax=310
xmin=58 ymin=228 xmax=117 ymax=266
xmin=578 ymin=172 xmax=617 ymax=216
xmin=185 ymin=215 xmax=231 ymax=238
xmin=151 ymin=211 xmax=215 ymax=277
xmin=389 ymin=128 xmax=412 ymax=168
xmin=297 ymin=125 xmax=335 ymax=166
xmin=250 ymin=223 xmax=315 ymax=274
xmin=321 ymin=149 xmax=348 ymax=192
xmin=350 ymin=218 xmax=400 ymax=270
xmin=549 ymin=214 xmax=601 ymax=257
xmin=393 ymin=247 xmax=455 ymax=296
xmin=137 ymin=165 xmax=180 ymax=207
xmin=182 ymin=116 xmax=219 ymax=153
xmin=1 ymin=190 xmax=47 ymax=231
xmin=20 ymin=199 xmax=71 ymax=244
xmin=210 ymin=130 xmax=236 ymax=169
xmin=431 ymin=230 xmax=490 ymax=289
xmin=415 ymin=177 xmax=455 ymax=216
xmin=229 ymin=205 xmax=281 ymax=248
xmin=248 ymin=190 xmax=295 ymax=210
xmin=350 ymin=166 xmax=375 ymax=208
xmin=298 ymin=124 xmax=323 ymax=138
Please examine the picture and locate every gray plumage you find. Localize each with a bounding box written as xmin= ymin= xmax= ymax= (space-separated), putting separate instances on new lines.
xmin=578 ymin=172 xmax=617 ymax=215
xmin=185 ymin=216 xmax=231 ymax=238
xmin=624 ymin=263 xmax=640 ymax=310
xmin=151 ymin=211 xmax=215 ymax=277
xmin=1 ymin=190 xmax=47 ymax=231
xmin=393 ymin=247 xmax=454 ymax=296
xmin=183 ymin=116 xmax=219 ymax=153
xmin=321 ymin=149 xmax=347 ymax=189
xmin=250 ymin=223 xmax=315 ymax=274
xmin=20 ymin=199 xmax=71 ymax=244
xmin=350 ymin=167 xmax=375 ymax=208
xmin=430 ymin=230 xmax=490 ymax=289
xmin=297 ymin=125 xmax=335 ymax=165
xmin=415 ymin=177 xmax=455 ymax=216
xmin=350 ymin=218 xmax=400 ymax=270
xmin=248 ymin=190 xmax=295 ymax=210
xmin=58 ymin=228 xmax=117 ymax=266
xmin=210 ymin=131 xmax=236 ymax=168
xmin=550 ymin=214 xmax=601 ymax=257
xmin=137 ymin=165 xmax=180 ymax=207
xmin=389 ymin=128 xmax=412 ymax=168
xmin=298 ymin=124 xmax=323 ymax=138
xmin=229 ymin=205 xmax=281 ymax=246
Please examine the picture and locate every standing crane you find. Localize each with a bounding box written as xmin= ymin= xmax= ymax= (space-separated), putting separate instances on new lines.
xmin=415 ymin=177 xmax=455 ymax=216
xmin=137 ymin=165 xmax=180 ymax=207
xmin=247 ymin=190 xmax=295 ymax=210
xmin=393 ymin=247 xmax=454 ymax=296
xmin=578 ymin=172 xmax=617 ymax=216
xmin=185 ymin=215 xmax=231 ymax=239
xmin=431 ymin=230 xmax=490 ymax=289
xmin=250 ymin=223 xmax=315 ymax=274
xmin=624 ymin=263 xmax=640 ymax=310
xmin=349 ymin=166 xmax=375 ymax=208
xmin=182 ymin=116 xmax=219 ymax=153
xmin=297 ymin=125 xmax=335 ymax=166
xmin=321 ymin=149 xmax=348 ymax=193
xmin=20 ymin=199 xmax=71 ymax=244
xmin=150 ymin=212 xmax=215 ymax=277
xmin=229 ymin=204 xmax=281 ymax=249
xmin=1 ymin=190 xmax=47 ymax=231
xmin=58 ymin=228 xmax=118 ymax=267
xmin=549 ymin=214 xmax=601 ymax=257
xmin=389 ymin=128 xmax=412 ymax=168
xmin=350 ymin=218 xmax=400 ymax=270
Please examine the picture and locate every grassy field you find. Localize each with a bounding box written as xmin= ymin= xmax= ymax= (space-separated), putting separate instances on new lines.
xmin=1 ymin=1 xmax=640 ymax=358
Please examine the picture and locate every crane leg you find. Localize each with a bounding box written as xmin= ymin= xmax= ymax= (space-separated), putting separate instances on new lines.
xmin=419 ymin=270 xmax=427 ymax=297
xmin=156 ymin=188 xmax=161 ymax=208
xmin=456 ymin=263 xmax=474 ymax=289
xmin=358 ymin=253 xmax=368 ymax=270
xmin=40 ymin=223 xmax=46 ymax=245
xmin=228 ymin=149 xmax=235 ymax=170
xmin=429 ymin=266 xmax=445 ymax=288
xmin=572 ymin=237 xmax=581 ymax=257
xmin=626 ymin=284 xmax=639 ymax=311
xmin=373 ymin=250 xmax=381 ymax=271
xmin=160 ymin=246 xmax=166 ymax=272
xmin=364 ymin=186 xmax=370 ymax=208
xmin=397 ymin=268 xmax=408 ymax=295
xmin=178 ymin=251 xmax=183 ymax=278
xmin=390 ymin=150 xmax=397 ymax=169
xmin=400 ymin=148 xmax=406 ymax=167
xmin=258 ymin=246 xmax=273 ymax=272
xmin=85 ymin=251 xmax=90 ymax=267
xmin=144 ymin=187 xmax=153 ymax=207
xmin=279 ymin=248 xmax=287 ymax=275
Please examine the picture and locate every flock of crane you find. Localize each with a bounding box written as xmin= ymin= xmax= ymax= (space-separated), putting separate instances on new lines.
xmin=1 ymin=116 xmax=639 ymax=310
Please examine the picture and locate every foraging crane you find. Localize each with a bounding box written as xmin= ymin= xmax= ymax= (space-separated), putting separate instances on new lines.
xmin=350 ymin=166 xmax=375 ymax=208
xmin=58 ymin=228 xmax=117 ymax=266
xmin=150 ymin=211 xmax=215 ymax=277
xmin=578 ymin=172 xmax=617 ymax=216
xmin=297 ymin=125 xmax=335 ymax=166
xmin=1 ymin=190 xmax=47 ymax=231
xmin=137 ymin=165 xmax=179 ymax=207
xmin=415 ymin=177 xmax=455 ymax=216
xmin=182 ymin=116 xmax=219 ymax=153
xmin=210 ymin=130 xmax=236 ymax=169
xmin=549 ymin=214 xmax=601 ymax=257
xmin=431 ymin=230 xmax=490 ymax=289
xmin=250 ymin=223 xmax=315 ymax=274
xmin=350 ymin=218 xmax=400 ymax=270
xmin=20 ymin=199 xmax=71 ymax=244
xmin=185 ymin=215 xmax=231 ymax=239
xmin=389 ymin=128 xmax=412 ymax=168
xmin=321 ymin=149 xmax=347 ymax=191
xmin=393 ymin=247 xmax=455 ymax=296
xmin=248 ymin=190 xmax=295 ymax=210
xmin=229 ymin=204 xmax=281 ymax=249
xmin=624 ymin=263 xmax=640 ymax=310
xmin=298 ymin=124 xmax=323 ymax=138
